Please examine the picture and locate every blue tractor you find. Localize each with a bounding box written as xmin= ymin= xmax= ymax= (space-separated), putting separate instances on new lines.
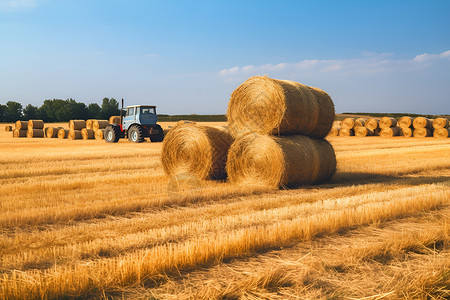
xmin=104 ymin=99 xmax=164 ymax=143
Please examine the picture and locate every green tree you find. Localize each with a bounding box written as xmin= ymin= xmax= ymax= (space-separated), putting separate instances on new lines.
xmin=39 ymin=99 xmax=66 ymax=122
xmin=5 ymin=101 xmax=23 ymax=122
xmin=101 ymin=97 xmax=120 ymax=119
xmin=0 ymin=104 xmax=7 ymax=122
xmin=23 ymin=104 xmax=40 ymax=120
xmin=87 ymin=103 xmax=102 ymax=119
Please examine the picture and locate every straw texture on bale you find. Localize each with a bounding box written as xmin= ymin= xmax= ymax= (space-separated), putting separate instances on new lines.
xmin=68 ymin=130 xmax=82 ymax=140
xmin=379 ymin=126 xmax=400 ymax=137
xmin=327 ymin=126 xmax=340 ymax=137
xmin=227 ymin=76 xmax=335 ymax=138
xmin=379 ymin=117 xmax=397 ymax=129
xmin=4 ymin=125 xmax=12 ymax=132
xmin=413 ymin=128 xmax=432 ymax=138
xmin=86 ymin=119 xmax=96 ymax=130
xmin=432 ymin=117 xmax=449 ymax=129
xmin=15 ymin=120 xmax=28 ymax=130
xmin=81 ymin=128 xmax=95 ymax=140
xmin=161 ymin=123 xmax=234 ymax=180
xmin=355 ymin=127 xmax=374 ymax=137
xmin=341 ymin=118 xmax=355 ymax=129
xmin=27 ymin=119 xmax=44 ymax=129
xmin=400 ymin=127 xmax=413 ymax=137
xmin=109 ymin=116 xmax=121 ymax=124
xmin=27 ymin=129 xmax=44 ymax=138
xmin=398 ymin=116 xmax=413 ymax=128
xmin=338 ymin=128 xmax=354 ymax=136
xmin=433 ymin=128 xmax=450 ymax=138
xmin=354 ymin=118 xmax=366 ymax=128
xmin=413 ymin=117 xmax=433 ymax=129
xmin=69 ymin=120 xmax=86 ymax=130
xmin=58 ymin=129 xmax=69 ymax=139
xmin=227 ymin=133 xmax=336 ymax=188
xmin=45 ymin=127 xmax=62 ymax=138
xmin=365 ymin=118 xmax=379 ymax=131
xmin=93 ymin=120 xmax=110 ymax=131
xmin=94 ymin=129 xmax=105 ymax=140
xmin=13 ymin=129 xmax=27 ymax=137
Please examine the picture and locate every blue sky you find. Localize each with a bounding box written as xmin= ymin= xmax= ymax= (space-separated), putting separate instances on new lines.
xmin=0 ymin=0 xmax=449 ymax=114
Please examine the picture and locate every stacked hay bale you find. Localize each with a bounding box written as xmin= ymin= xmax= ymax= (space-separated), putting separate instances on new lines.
xmin=27 ymin=120 xmax=45 ymax=138
xmin=413 ymin=117 xmax=433 ymax=137
xmin=398 ymin=116 xmax=414 ymax=137
xmin=364 ymin=118 xmax=380 ymax=136
xmin=45 ymin=127 xmax=63 ymax=138
xmin=68 ymin=120 xmax=85 ymax=140
xmin=379 ymin=117 xmax=400 ymax=137
xmin=93 ymin=120 xmax=109 ymax=140
xmin=58 ymin=129 xmax=70 ymax=139
xmin=226 ymin=76 xmax=336 ymax=188
xmin=12 ymin=121 xmax=28 ymax=138
xmin=337 ymin=117 xmax=373 ymax=137
xmin=432 ymin=117 xmax=450 ymax=138
xmin=109 ymin=116 xmax=121 ymax=124
xmin=4 ymin=125 xmax=12 ymax=132
xmin=339 ymin=118 xmax=355 ymax=136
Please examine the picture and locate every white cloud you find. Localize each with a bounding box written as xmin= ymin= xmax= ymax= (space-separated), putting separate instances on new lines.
xmin=0 ymin=0 xmax=42 ymax=11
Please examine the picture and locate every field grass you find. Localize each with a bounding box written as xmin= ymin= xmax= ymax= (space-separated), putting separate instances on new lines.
xmin=0 ymin=122 xmax=449 ymax=299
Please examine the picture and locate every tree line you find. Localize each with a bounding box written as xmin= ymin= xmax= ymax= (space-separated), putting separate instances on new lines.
xmin=0 ymin=98 xmax=120 ymax=122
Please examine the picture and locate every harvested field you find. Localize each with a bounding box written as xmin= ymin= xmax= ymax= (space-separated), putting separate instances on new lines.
xmin=0 ymin=122 xmax=449 ymax=299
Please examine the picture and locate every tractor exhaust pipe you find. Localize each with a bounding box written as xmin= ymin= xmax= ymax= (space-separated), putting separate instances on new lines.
xmin=120 ymin=98 xmax=124 ymax=125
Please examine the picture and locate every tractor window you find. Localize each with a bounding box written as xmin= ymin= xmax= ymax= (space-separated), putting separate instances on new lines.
xmin=126 ymin=107 xmax=134 ymax=116
xmin=140 ymin=107 xmax=156 ymax=114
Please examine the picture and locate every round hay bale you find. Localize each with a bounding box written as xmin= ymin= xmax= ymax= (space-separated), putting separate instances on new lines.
xmin=13 ymin=129 xmax=27 ymax=138
xmin=432 ymin=117 xmax=449 ymax=129
xmin=93 ymin=120 xmax=110 ymax=131
xmin=81 ymin=128 xmax=95 ymax=140
xmin=94 ymin=129 xmax=105 ymax=140
xmin=15 ymin=120 xmax=28 ymax=130
xmin=379 ymin=126 xmax=400 ymax=137
xmin=227 ymin=133 xmax=336 ymax=188
xmin=365 ymin=118 xmax=379 ymax=131
xmin=355 ymin=127 xmax=374 ymax=137
xmin=338 ymin=128 xmax=354 ymax=136
xmin=327 ymin=126 xmax=341 ymax=137
xmin=354 ymin=118 xmax=367 ymax=128
xmin=433 ymin=128 xmax=450 ymax=138
xmin=86 ymin=119 xmax=96 ymax=130
xmin=58 ymin=129 xmax=69 ymax=139
xmin=45 ymin=127 xmax=62 ymax=138
xmin=398 ymin=116 xmax=413 ymax=128
xmin=341 ymin=118 xmax=355 ymax=129
xmin=68 ymin=130 xmax=82 ymax=140
xmin=109 ymin=116 xmax=121 ymax=124
xmin=413 ymin=117 xmax=433 ymax=129
xmin=28 ymin=120 xmax=44 ymax=129
xmin=413 ymin=128 xmax=432 ymax=138
xmin=4 ymin=125 xmax=12 ymax=132
xmin=400 ymin=127 xmax=413 ymax=137
xmin=27 ymin=129 xmax=44 ymax=138
xmin=161 ymin=123 xmax=234 ymax=180
xmin=379 ymin=117 xmax=397 ymax=129
xmin=227 ymin=76 xmax=335 ymax=138
xmin=69 ymin=120 xmax=86 ymax=130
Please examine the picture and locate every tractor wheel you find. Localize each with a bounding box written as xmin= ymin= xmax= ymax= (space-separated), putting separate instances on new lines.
xmin=150 ymin=124 xmax=164 ymax=142
xmin=128 ymin=125 xmax=145 ymax=143
xmin=105 ymin=125 xmax=121 ymax=143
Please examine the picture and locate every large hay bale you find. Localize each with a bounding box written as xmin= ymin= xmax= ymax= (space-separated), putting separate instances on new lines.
xmin=379 ymin=126 xmax=400 ymax=137
xmin=68 ymin=130 xmax=82 ymax=140
xmin=355 ymin=127 xmax=374 ymax=137
xmin=93 ymin=120 xmax=110 ymax=131
xmin=27 ymin=128 xmax=45 ymax=138
xmin=27 ymin=120 xmax=44 ymax=129
xmin=400 ymin=127 xmax=413 ymax=137
xmin=413 ymin=128 xmax=432 ymax=137
xmin=327 ymin=126 xmax=341 ymax=137
xmin=413 ymin=117 xmax=433 ymax=129
xmin=338 ymin=128 xmax=354 ymax=136
xmin=398 ymin=116 xmax=413 ymax=128
xmin=432 ymin=117 xmax=449 ymax=129
xmin=86 ymin=119 xmax=96 ymax=130
xmin=58 ymin=129 xmax=69 ymax=139
xmin=45 ymin=127 xmax=62 ymax=138
xmin=15 ymin=120 xmax=28 ymax=130
xmin=354 ymin=118 xmax=367 ymax=128
xmin=109 ymin=116 xmax=121 ymax=124
xmin=227 ymin=133 xmax=336 ymax=188
xmin=341 ymin=118 xmax=355 ymax=129
xmin=13 ymin=129 xmax=27 ymax=138
xmin=365 ymin=118 xmax=379 ymax=131
xmin=161 ymin=123 xmax=234 ymax=180
xmin=4 ymin=125 xmax=12 ymax=132
xmin=69 ymin=120 xmax=86 ymax=130
xmin=379 ymin=117 xmax=397 ymax=129
xmin=433 ymin=128 xmax=450 ymax=138
xmin=94 ymin=129 xmax=105 ymax=140
xmin=81 ymin=128 xmax=95 ymax=140
xmin=227 ymin=76 xmax=335 ymax=138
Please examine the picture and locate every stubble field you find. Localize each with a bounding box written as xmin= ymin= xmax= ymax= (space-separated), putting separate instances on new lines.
xmin=0 ymin=122 xmax=449 ymax=299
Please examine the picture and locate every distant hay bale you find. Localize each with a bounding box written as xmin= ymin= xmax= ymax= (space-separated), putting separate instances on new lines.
xmin=327 ymin=126 xmax=341 ymax=137
xmin=81 ymin=128 xmax=95 ymax=140
xmin=400 ymin=127 xmax=413 ymax=137
xmin=413 ymin=128 xmax=432 ymax=138
xmin=354 ymin=118 xmax=367 ymax=128
xmin=433 ymin=128 xmax=450 ymax=138
xmin=13 ymin=129 xmax=27 ymax=138
xmin=27 ymin=120 xmax=44 ymax=129
xmin=227 ymin=76 xmax=335 ymax=138
xmin=45 ymin=127 xmax=62 ymax=138
xmin=58 ymin=129 xmax=69 ymax=139
xmin=69 ymin=120 xmax=86 ymax=130
xmin=413 ymin=117 xmax=433 ymax=129
xmin=379 ymin=126 xmax=400 ymax=137
xmin=379 ymin=117 xmax=397 ymax=129
xmin=161 ymin=123 xmax=234 ymax=180
xmin=15 ymin=120 xmax=28 ymax=130
xmin=94 ymin=129 xmax=105 ymax=140
xmin=365 ymin=118 xmax=379 ymax=131
xmin=227 ymin=133 xmax=336 ymax=188
xmin=93 ymin=120 xmax=110 ymax=131
xmin=109 ymin=116 xmax=121 ymax=124
xmin=338 ymin=128 xmax=354 ymax=136
xmin=341 ymin=118 xmax=355 ymax=129
xmin=398 ymin=116 xmax=413 ymax=128
xmin=355 ymin=127 xmax=374 ymax=137
xmin=86 ymin=119 xmax=96 ymax=130
xmin=4 ymin=125 xmax=12 ymax=132
xmin=432 ymin=117 xmax=449 ymax=129
xmin=68 ymin=130 xmax=82 ymax=140
xmin=27 ymin=128 xmax=44 ymax=138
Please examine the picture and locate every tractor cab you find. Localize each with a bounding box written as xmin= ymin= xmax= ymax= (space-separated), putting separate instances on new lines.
xmin=123 ymin=105 xmax=158 ymax=130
